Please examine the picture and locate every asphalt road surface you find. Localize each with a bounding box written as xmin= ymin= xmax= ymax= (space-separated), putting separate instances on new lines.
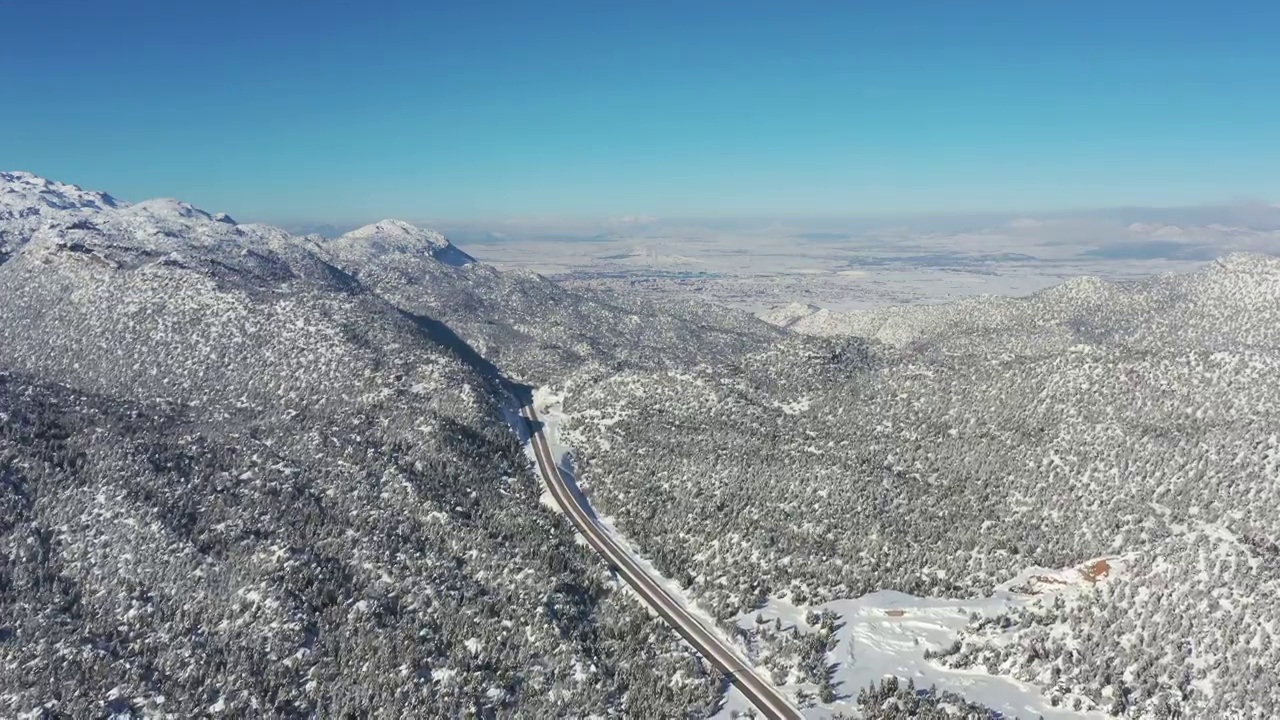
xmin=522 ymin=404 xmax=803 ymax=720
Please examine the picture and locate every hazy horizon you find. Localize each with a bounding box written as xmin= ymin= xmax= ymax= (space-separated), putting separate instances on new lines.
xmin=275 ymin=200 xmax=1280 ymax=238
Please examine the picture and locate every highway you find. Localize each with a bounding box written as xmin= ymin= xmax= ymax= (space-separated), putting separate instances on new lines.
xmin=521 ymin=404 xmax=804 ymax=720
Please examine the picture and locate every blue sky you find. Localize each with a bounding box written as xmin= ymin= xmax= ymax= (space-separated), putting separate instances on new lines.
xmin=4 ymin=1 xmax=1279 ymax=222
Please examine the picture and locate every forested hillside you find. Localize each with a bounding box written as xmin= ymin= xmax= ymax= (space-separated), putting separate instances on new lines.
xmin=7 ymin=170 xmax=1279 ymax=719
xmin=322 ymin=220 xmax=782 ymax=385
xmin=0 ymin=173 xmax=721 ymax=717
xmin=561 ymin=256 xmax=1280 ymax=718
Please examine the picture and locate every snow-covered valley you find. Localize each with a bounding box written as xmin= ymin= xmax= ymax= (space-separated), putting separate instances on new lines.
xmin=4 ymin=170 xmax=1279 ymax=719
xmin=554 ymin=254 xmax=1280 ymax=718
xmin=538 ymin=385 xmax=1121 ymax=719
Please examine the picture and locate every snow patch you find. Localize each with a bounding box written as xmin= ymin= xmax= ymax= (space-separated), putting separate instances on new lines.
xmin=719 ymin=560 xmax=1124 ymax=719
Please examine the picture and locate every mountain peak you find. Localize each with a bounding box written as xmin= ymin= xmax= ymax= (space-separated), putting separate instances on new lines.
xmin=336 ymin=219 xmax=475 ymax=267
xmin=121 ymin=197 xmax=216 ymax=222
xmin=1 ymin=170 xmax=123 ymax=219
xmin=345 ymin=219 xmax=447 ymax=243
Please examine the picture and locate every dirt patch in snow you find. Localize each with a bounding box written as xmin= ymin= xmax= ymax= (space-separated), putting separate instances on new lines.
xmin=1080 ymin=558 xmax=1111 ymax=583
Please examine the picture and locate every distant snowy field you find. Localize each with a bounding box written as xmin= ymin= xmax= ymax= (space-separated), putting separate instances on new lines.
xmin=438 ymin=206 xmax=1280 ymax=312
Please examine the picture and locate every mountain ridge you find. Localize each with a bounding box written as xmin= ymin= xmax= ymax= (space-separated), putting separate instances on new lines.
xmin=8 ymin=170 xmax=1278 ymax=718
xmin=0 ymin=172 xmax=729 ymax=717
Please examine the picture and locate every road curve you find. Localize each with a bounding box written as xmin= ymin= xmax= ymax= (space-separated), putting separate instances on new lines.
xmin=522 ymin=404 xmax=803 ymax=720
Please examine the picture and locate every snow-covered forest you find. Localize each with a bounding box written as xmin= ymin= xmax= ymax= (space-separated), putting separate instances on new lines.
xmin=0 ymin=173 xmax=726 ymax=717
xmin=560 ymin=256 xmax=1280 ymax=718
xmin=3 ymin=171 xmax=1278 ymax=718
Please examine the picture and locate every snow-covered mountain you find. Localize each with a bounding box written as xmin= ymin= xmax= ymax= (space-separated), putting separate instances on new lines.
xmin=0 ymin=170 xmax=122 ymax=217
xmin=321 ymin=218 xmax=782 ymax=385
xmin=1 ymin=171 xmax=122 ymax=261
xmin=7 ymin=170 xmax=1280 ymax=719
xmin=331 ymin=218 xmax=477 ymax=267
xmin=566 ymin=255 xmax=1280 ymax=718
xmin=0 ymin=173 xmax=727 ymax=718
xmin=765 ymin=252 xmax=1280 ymax=352
xmin=0 ymin=170 xmax=781 ymax=388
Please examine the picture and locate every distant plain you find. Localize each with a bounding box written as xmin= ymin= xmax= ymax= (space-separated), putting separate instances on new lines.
xmin=391 ymin=204 xmax=1280 ymax=311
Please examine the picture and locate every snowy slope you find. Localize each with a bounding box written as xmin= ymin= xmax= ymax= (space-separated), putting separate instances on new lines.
xmin=1 ymin=170 xmax=123 ymax=261
xmin=561 ymin=254 xmax=1280 ymax=719
xmin=330 ymin=218 xmax=476 ymax=267
xmin=769 ymin=253 xmax=1280 ymax=352
xmin=0 ymin=170 xmax=122 ymax=217
xmin=0 ymin=172 xmax=726 ymax=718
xmin=758 ymin=302 xmax=823 ymax=329
xmin=322 ymin=221 xmax=783 ymax=385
